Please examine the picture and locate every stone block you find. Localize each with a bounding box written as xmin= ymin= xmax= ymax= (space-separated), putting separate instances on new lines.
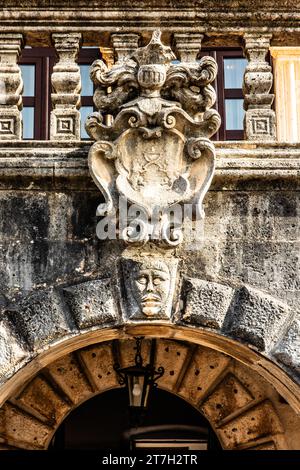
xmin=245 ymin=109 xmax=276 ymax=141
xmin=0 ymin=318 xmax=28 ymax=384
xmin=118 ymin=338 xmax=152 ymax=368
xmin=224 ymin=285 xmax=293 ymax=352
xmin=181 ymin=278 xmax=234 ymax=329
xmin=50 ymin=109 xmax=81 ymax=141
xmin=0 ymin=192 xmax=50 ymax=241
xmin=178 ymin=346 xmax=230 ymax=405
xmin=6 ymin=288 xmax=73 ymax=350
xmin=154 ymin=339 xmax=190 ymax=390
xmin=273 ymin=318 xmax=300 ymax=378
xmin=219 ymin=240 xmax=300 ymax=296
xmin=79 ymin=342 xmax=119 ymax=391
xmin=201 ymin=373 xmax=254 ymax=424
xmin=0 ymin=109 xmax=22 ymax=140
xmin=46 ymin=353 xmax=93 ymax=404
xmin=0 ymin=403 xmax=52 ymax=449
xmin=16 ymin=376 xmax=70 ymax=426
xmin=62 ymin=278 xmax=119 ymax=329
xmin=218 ymin=400 xmax=283 ymax=449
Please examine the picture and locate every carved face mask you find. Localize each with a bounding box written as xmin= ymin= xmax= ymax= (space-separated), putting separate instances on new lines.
xmin=132 ymin=261 xmax=171 ymax=317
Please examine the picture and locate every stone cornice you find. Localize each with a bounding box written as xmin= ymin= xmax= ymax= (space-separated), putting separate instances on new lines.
xmin=0 ymin=142 xmax=299 ymax=189
xmin=2 ymin=0 xmax=300 ymax=13
xmin=0 ymin=3 xmax=300 ymax=40
xmin=1 ymin=0 xmax=300 ymax=7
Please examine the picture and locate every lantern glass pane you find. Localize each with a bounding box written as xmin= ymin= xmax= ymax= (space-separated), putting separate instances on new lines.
xmin=129 ymin=375 xmax=145 ymax=408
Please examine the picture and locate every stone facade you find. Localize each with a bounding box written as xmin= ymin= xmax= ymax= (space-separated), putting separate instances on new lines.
xmin=0 ymin=0 xmax=299 ymax=451
xmin=0 ymin=141 xmax=299 ymax=450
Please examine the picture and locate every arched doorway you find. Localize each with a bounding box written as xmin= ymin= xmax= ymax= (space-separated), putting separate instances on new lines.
xmin=49 ymin=388 xmax=221 ymax=450
xmin=1 ymin=334 xmax=299 ymax=450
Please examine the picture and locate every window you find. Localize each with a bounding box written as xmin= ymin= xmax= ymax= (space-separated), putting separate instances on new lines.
xmin=78 ymin=49 xmax=101 ymax=139
xmin=200 ymin=49 xmax=247 ymax=140
xmin=19 ymin=47 xmax=247 ymax=141
xmin=20 ymin=48 xmax=56 ymax=140
xmin=19 ymin=47 xmax=100 ymax=140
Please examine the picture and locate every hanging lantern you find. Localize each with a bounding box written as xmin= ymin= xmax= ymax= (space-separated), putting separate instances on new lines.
xmin=114 ymin=337 xmax=164 ymax=411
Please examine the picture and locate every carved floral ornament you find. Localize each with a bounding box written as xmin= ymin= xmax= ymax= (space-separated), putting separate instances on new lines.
xmin=85 ymin=31 xmax=220 ymax=321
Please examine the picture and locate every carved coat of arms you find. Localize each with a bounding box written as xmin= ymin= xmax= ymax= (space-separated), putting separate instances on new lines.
xmin=86 ymin=30 xmax=220 ymax=248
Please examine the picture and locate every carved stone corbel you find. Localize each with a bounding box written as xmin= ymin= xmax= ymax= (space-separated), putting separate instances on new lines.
xmin=243 ymin=33 xmax=276 ymax=141
xmin=50 ymin=33 xmax=82 ymax=140
xmin=0 ymin=33 xmax=24 ymax=140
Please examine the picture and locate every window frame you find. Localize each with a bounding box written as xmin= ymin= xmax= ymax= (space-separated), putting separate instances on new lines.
xmin=19 ymin=47 xmax=56 ymax=140
xmin=200 ymin=48 xmax=245 ymax=141
xmin=216 ymin=49 xmax=245 ymax=141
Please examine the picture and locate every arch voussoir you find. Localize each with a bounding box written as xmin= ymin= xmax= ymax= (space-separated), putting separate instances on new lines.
xmin=0 ymin=337 xmax=298 ymax=450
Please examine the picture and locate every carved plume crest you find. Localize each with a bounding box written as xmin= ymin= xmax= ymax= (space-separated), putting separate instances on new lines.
xmin=86 ymin=30 xmax=221 ymax=247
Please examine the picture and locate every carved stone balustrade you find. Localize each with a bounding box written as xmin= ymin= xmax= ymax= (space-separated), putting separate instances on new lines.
xmin=111 ymin=33 xmax=140 ymax=62
xmin=50 ymin=33 xmax=82 ymax=141
xmin=0 ymin=33 xmax=24 ymax=140
xmin=243 ymin=33 xmax=276 ymax=141
xmin=0 ymin=24 xmax=295 ymax=146
xmin=173 ymin=33 xmax=204 ymax=62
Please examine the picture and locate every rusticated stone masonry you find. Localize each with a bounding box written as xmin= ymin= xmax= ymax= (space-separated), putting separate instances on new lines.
xmin=0 ymin=276 xmax=297 ymax=386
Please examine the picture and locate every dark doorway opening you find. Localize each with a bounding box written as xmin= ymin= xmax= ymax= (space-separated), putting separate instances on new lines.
xmin=49 ymin=388 xmax=221 ymax=450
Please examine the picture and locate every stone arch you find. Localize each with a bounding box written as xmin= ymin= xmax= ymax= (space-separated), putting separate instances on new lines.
xmin=0 ymin=333 xmax=299 ymax=450
xmin=0 ymin=275 xmax=299 ymax=450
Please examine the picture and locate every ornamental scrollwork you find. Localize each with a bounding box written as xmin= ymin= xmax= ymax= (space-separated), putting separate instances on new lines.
xmin=86 ymin=30 xmax=221 ymax=248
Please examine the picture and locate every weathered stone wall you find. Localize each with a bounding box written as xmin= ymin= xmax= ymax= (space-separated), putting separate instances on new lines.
xmin=0 ymin=142 xmax=298 ymax=394
xmin=1 ymin=172 xmax=298 ymax=308
xmin=0 ymin=143 xmax=298 ymax=309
